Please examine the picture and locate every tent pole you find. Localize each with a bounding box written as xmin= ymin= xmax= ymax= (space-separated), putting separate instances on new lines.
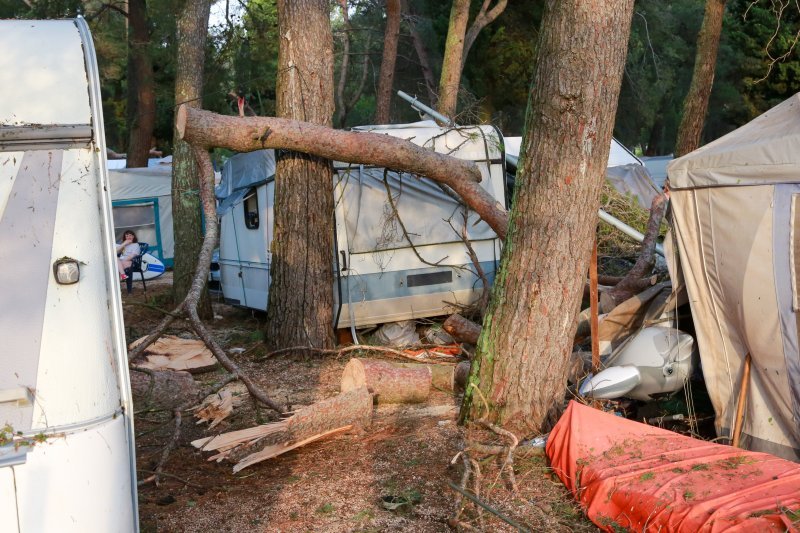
xmin=589 ymin=239 xmax=600 ymax=373
xmin=732 ymin=353 xmax=752 ymax=448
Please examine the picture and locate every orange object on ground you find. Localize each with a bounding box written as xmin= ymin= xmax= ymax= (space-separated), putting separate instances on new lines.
xmin=402 ymin=344 xmax=461 ymax=358
xmin=546 ymin=401 xmax=800 ymax=532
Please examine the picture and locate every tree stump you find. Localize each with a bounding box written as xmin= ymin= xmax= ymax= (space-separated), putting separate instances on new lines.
xmin=341 ymin=359 xmax=431 ymax=404
xmin=130 ymin=369 xmax=199 ymax=410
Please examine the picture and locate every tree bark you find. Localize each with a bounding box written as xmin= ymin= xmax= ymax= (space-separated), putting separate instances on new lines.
xmin=461 ymin=0 xmax=635 ymax=436
xmin=126 ymin=0 xmax=156 ymax=168
xmin=266 ymin=0 xmax=336 ymax=351
xmin=172 ymin=0 xmax=212 ymax=317
xmin=674 ymin=0 xmax=727 ymax=157
xmin=375 ymin=0 xmax=402 ymax=124
xmin=443 ymin=313 xmax=482 ymax=345
xmin=341 ymin=358 xmax=431 ymax=404
xmin=391 ymin=361 xmax=471 ymax=392
xmin=176 ymin=106 xmax=509 ymax=239
xmin=437 ymin=0 xmax=470 ymax=120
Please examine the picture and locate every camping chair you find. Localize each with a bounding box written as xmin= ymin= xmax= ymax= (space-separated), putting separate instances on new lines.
xmin=125 ymin=242 xmax=149 ymax=294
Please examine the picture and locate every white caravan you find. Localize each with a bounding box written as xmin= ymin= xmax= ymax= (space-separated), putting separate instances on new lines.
xmin=0 ymin=19 xmax=138 ymax=531
xmin=217 ymin=121 xmax=506 ymax=328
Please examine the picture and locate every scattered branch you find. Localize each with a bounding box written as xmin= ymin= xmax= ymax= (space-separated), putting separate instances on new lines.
xmin=601 ymin=193 xmax=668 ymax=312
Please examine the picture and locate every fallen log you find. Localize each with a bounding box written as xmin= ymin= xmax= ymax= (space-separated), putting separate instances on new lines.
xmin=175 ymin=105 xmax=509 ymax=239
xmin=443 ymin=314 xmax=482 ymax=345
xmin=390 ymin=361 xmax=471 ymax=392
xmin=193 ymin=386 xmax=373 ymax=472
xmin=341 ymin=358 xmax=431 ymax=403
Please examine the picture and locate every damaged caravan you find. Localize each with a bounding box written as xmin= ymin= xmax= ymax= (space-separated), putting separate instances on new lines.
xmin=0 ymin=19 xmax=137 ymax=530
xmin=216 ymin=121 xmax=506 ymax=328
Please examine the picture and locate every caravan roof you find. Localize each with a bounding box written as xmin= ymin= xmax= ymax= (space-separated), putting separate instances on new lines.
xmin=0 ymin=21 xmax=91 ymax=126
xmin=503 ymin=136 xmax=642 ymax=168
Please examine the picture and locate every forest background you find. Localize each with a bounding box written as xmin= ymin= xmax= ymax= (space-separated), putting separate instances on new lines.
xmin=2 ymin=0 xmax=798 ymax=158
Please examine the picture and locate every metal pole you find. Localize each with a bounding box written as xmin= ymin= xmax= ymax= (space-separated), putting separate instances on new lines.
xmin=397 ymin=90 xmax=453 ymax=126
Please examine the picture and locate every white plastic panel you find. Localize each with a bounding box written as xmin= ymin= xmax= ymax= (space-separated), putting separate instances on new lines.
xmin=31 ymin=148 xmax=121 ymax=429
xmin=14 ymin=416 xmax=135 ymax=532
xmin=0 ymin=467 xmax=19 ymax=532
xmin=0 ymin=20 xmax=91 ymax=126
xmin=0 ymin=151 xmax=24 ymax=221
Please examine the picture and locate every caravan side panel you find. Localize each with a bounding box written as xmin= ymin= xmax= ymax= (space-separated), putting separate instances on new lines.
xmin=0 ymin=19 xmax=137 ymax=531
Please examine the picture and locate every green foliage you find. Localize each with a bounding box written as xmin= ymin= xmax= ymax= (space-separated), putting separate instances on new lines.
xmin=2 ymin=0 xmax=800 ymax=158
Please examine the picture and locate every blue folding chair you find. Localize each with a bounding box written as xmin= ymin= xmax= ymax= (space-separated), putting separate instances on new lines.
xmin=125 ymin=242 xmax=149 ymax=294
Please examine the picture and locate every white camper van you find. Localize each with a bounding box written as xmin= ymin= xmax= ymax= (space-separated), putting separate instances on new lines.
xmin=216 ymin=122 xmax=506 ymax=328
xmin=0 ymin=19 xmax=138 ymax=531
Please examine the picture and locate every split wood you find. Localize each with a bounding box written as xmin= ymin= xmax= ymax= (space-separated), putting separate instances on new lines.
xmin=192 ymin=386 xmax=372 ymax=472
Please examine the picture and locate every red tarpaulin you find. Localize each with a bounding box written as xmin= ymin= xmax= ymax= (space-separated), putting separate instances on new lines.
xmin=546 ymin=401 xmax=800 ymax=532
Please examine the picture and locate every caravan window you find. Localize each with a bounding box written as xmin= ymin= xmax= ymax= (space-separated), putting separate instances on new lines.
xmin=243 ymin=187 xmax=259 ymax=229
xmin=113 ymin=202 xmax=157 ymax=246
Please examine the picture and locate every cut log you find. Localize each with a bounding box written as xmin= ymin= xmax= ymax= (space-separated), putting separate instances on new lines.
xmin=129 ymin=334 xmax=217 ymax=373
xmin=390 ymin=361 xmax=471 ymax=392
xmin=341 ymin=359 xmax=431 ymax=404
xmin=192 ymin=386 xmax=373 ymax=471
xmin=442 ymin=313 xmax=481 ymax=345
xmin=130 ymin=369 xmax=199 ymax=410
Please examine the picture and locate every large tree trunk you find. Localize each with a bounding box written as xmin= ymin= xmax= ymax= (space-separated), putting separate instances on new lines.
xmin=266 ymin=0 xmax=336 ymax=351
xmin=461 ymin=0 xmax=635 ymax=436
xmin=674 ymin=0 xmax=727 ymax=157
xmin=126 ymin=0 xmax=156 ymax=168
xmin=176 ymin=107 xmax=509 ymax=238
xmin=172 ymin=0 xmax=212 ymax=318
xmin=436 ymin=0 xmax=470 ymax=120
xmin=374 ymin=0 xmax=401 ymax=124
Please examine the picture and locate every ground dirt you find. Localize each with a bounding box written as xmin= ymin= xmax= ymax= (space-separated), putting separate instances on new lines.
xmin=125 ymin=274 xmax=598 ymax=532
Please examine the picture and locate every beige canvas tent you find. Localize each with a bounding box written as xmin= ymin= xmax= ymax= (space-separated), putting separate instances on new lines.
xmin=667 ymin=93 xmax=800 ymax=461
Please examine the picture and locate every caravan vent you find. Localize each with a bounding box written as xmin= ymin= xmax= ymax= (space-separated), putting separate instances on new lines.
xmin=407 ymin=271 xmax=452 ymax=288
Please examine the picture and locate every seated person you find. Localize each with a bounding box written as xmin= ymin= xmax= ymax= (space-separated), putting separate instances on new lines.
xmin=116 ymin=230 xmax=139 ymax=281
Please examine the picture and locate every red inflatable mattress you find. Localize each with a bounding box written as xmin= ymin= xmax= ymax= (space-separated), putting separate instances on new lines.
xmin=546 ymin=401 xmax=800 ymax=532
